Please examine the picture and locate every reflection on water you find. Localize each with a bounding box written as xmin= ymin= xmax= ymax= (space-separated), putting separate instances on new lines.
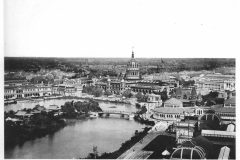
xmin=4 ymin=99 xmax=142 ymax=159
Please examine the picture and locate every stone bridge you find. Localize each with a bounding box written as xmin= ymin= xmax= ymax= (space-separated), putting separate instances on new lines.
xmin=98 ymin=110 xmax=135 ymax=119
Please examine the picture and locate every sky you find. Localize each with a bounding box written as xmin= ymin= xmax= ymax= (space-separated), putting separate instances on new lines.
xmin=4 ymin=0 xmax=240 ymax=58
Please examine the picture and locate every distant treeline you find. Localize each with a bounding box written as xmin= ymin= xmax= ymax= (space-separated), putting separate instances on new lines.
xmin=4 ymin=57 xmax=235 ymax=72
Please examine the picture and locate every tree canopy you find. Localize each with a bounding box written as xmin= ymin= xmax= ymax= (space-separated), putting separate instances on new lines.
xmin=135 ymin=92 xmax=148 ymax=102
xmin=82 ymin=86 xmax=103 ymax=97
xmin=122 ymin=89 xmax=132 ymax=98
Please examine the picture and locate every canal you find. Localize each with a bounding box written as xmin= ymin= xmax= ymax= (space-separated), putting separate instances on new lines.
xmin=4 ymin=99 xmax=144 ymax=159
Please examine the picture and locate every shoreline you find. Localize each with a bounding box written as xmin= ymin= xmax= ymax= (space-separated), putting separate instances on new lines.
xmin=4 ymin=118 xmax=67 ymax=150
xmin=9 ymin=95 xmax=133 ymax=105
xmin=5 ymin=98 xmax=149 ymax=159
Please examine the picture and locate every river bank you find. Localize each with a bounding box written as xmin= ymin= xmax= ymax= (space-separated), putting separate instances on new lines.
xmin=5 ymin=118 xmax=145 ymax=159
xmin=4 ymin=98 xmax=145 ymax=159
xmin=54 ymin=95 xmax=137 ymax=106
xmin=134 ymin=114 xmax=155 ymax=126
xmin=12 ymin=94 xmax=134 ymax=105
xmin=5 ymin=116 xmax=66 ymax=149
xmin=4 ymin=99 xmax=102 ymax=150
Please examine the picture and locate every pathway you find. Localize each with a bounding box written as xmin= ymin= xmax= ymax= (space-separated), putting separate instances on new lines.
xmin=117 ymin=132 xmax=159 ymax=159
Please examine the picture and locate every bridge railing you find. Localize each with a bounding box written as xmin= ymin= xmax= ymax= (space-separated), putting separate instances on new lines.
xmin=101 ymin=110 xmax=135 ymax=114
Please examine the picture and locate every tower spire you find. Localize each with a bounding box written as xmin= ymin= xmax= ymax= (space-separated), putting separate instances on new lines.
xmin=131 ymin=46 xmax=134 ymax=58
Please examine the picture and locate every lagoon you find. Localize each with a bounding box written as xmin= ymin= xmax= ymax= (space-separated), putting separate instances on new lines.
xmin=4 ymin=99 xmax=144 ymax=159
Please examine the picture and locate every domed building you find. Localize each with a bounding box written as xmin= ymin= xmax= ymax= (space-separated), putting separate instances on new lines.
xmin=124 ymin=50 xmax=141 ymax=81
xmin=164 ymin=98 xmax=183 ymax=108
xmin=171 ymin=140 xmax=206 ymax=160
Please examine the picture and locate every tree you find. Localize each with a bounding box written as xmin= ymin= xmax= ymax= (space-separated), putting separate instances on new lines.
xmin=104 ymin=89 xmax=112 ymax=97
xmin=82 ymin=86 xmax=94 ymax=94
xmin=122 ymin=89 xmax=132 ymax=98
xmin=160 ymin=90 xmax=168 ymax=101
xmin=115 ymin=89 xmax=121 ymax=95
xmin=135 ymin=92 xmax=148 ymax=102
xmin=82 ymin=86 xmax=103 ymax=97
xmin=183 ymin=94 xmax=188 ymax=99
xmin=182 ymin=80 xmax=195 ymax=88
xmin=61 ymin=102 xmax=77 ymax=117
xmin=92 ymin=87 xmax=103 ymax=97
xmin=138 ymin=105 xmax=147 ymax=114
xmin=135 ymin=92 xmax=143 ymax=101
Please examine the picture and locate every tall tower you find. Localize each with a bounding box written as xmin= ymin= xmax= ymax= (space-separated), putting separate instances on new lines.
xmin=124 ymin=49 xmax=141 ymax=81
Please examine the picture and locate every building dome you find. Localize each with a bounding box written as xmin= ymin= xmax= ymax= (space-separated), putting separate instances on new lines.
xmin=164 ymin=98 xmax=183 ymax=108
xmin=125 ymin=50 xmax=141 ymax=80
xmin=171 ymin=140 xmax=206 ymax=159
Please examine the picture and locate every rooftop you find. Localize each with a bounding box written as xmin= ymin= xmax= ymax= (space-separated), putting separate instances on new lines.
xmin=211 ymin=106 xmax=235 ymax=114
xmin=152 ymin=107 xmax=185 ymax=114
xmin=164 ymin=98 xmax=183 ymax=107
xmin=224 ymin=97 xmax=235 ymax=106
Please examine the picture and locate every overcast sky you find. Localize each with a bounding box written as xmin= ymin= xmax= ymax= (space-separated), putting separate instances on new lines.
xmin=4 ymin=0 xmax=239 ymax=58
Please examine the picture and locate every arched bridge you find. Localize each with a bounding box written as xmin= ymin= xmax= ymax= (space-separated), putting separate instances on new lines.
xmin=98 ymin=110 xmax=135 ymax=119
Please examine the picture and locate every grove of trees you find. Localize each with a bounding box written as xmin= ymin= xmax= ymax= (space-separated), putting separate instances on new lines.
xmin=82 ymin=86 xmax=104 ymax=97
xmin=135 ymin=92 xmax=148 ymax=102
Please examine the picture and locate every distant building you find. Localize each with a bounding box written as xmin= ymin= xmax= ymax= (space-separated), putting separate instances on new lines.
xmin=171 ymin=87 xmax=199 ymax=107
xmin=52 ymin=84 xmax=82 ymax=97
xmin=164 ymin=98 xmax=183 ymax=108
xmin=211 ymin=105 xmax=235 ymax=124
xmin=152 ymin=107 xmax=185 ymax=122
xmin=124 ymin=50 xmax=141 ymax=81
xmin=195 ymin=73 xmax=235 ymax=92
xmin=173 ymin=87 xmax=197 ymax=100
xmin=138 ymin=93 xmax=162 ymax=113
xmin=144 ymin=73 xmax=179 ymax=89
xmin=131 ymin=80 xmax=171 ymax=94
xmin=176 ymin=121 xmax=196 ymax=144
xmin=224 ymin=97 xmax=235 ymax=107
xmin=4 ymin=79 xmax=28 ymax=87
xmin=4 ymin=84 xmax=52 ymax=99
xmin=201 ymin=129 xmax=235 ymax=140
xmin=95 ymin=78 xmax=126 ymax=94
xmin=79 ymin=77 xmax=93 ymax=87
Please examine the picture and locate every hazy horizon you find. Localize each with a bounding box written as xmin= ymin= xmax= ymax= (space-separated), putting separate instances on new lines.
xmin=5 ymin=0 xmax=238 ymax=58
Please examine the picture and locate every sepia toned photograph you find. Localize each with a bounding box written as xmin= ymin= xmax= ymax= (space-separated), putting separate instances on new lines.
xmin=2 ymin=0 xmax=238 ymax=159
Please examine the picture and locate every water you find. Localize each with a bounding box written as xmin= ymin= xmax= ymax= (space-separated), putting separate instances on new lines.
xmin=4 ymin=99 xmax=143 ymax=159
